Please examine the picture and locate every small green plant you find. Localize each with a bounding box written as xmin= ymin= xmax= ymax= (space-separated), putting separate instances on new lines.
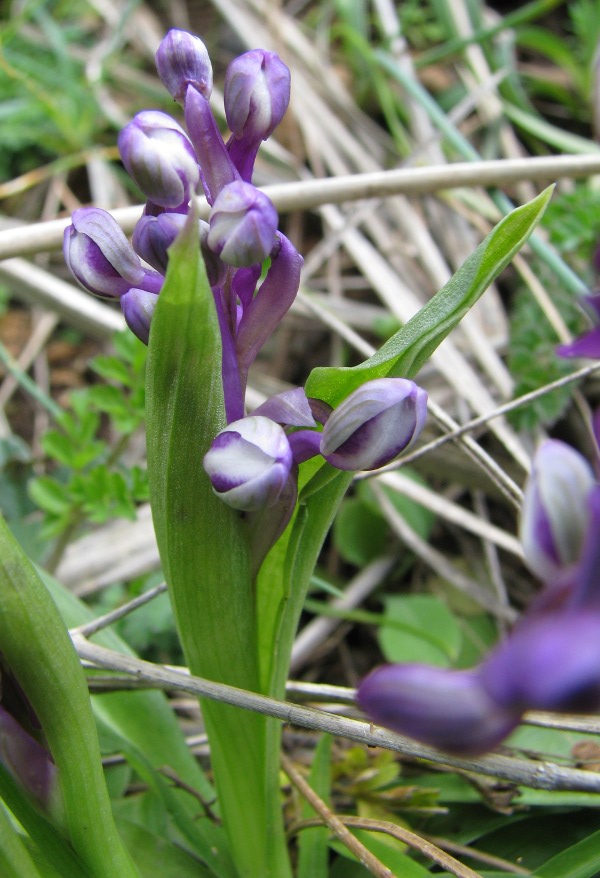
xmin=28 ymin=331 xmax=148 ymax=546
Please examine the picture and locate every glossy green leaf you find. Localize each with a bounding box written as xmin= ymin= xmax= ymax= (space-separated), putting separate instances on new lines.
xmin=305 ymin=186 xmax=553 ymax=406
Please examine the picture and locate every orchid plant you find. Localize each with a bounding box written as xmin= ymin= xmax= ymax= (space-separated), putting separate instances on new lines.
xmin=0 ymin=26 xmax=571 ymax=878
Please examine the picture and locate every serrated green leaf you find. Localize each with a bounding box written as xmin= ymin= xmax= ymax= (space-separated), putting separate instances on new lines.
xmin=305 ymin=187 xmax=553 ymax=406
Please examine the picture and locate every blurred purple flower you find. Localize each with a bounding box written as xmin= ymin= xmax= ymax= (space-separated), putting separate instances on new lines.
xmin=519 ymin=439 xmax=595 ymax=583
xmin=358 ymin=443 xmax=600 ymax=756
xmin=358 ymin=664 xmax=520 ymax=756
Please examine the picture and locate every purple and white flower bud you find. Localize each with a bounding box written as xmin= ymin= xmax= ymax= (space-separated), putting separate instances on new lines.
xmin=63 ymin=207 xmax=146 ymax=298
xmin=120 ymin=288 xmax=159 ymax=344
xmin=118 ymin=111 xmax=199 ymax=209
xmin=358 ymin=664 xmax=520 ymax=756
xmin=207 ymin=181 xmax=278 ymax=267
xmin=224 ymin=50 xmax=290 ymax=143
xmin=320 ymin=378 xmax=428 ymax=471
xmin=203 ymin=416 xmax=293 ymax=510
xmin=482 ymin=611 xmax=600 ymax=714
xmin=520 ymin=440 xmax=595 ymax=583
xmin=155 ymin=29 xmax=213 ymax=103
xmin=132 ymin=212 xmax=187 ymax=273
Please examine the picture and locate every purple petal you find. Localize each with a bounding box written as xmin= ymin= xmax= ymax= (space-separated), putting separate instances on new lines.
xmin=519 ymin=440 xmax=595 ymax=582
xmin=252 ymin=388 xmax=316 ymax=428
xmin=235 ymin=233 xmax=302 ymax=370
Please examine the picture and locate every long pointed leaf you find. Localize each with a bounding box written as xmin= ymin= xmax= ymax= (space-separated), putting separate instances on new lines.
xmin=305 ymin=186 xmax=553 ymax=405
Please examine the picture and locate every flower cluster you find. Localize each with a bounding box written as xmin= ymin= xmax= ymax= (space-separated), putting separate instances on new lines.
xmin=358 ymin=438 xmax=600 ymax=755
xmin=64 ymin=28 xmax=430 ymax=542
xmin=64 ymin=28 xmax=299 ymax=423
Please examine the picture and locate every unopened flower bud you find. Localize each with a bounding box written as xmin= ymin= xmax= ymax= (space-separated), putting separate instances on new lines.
xmin=224 ymin=50 xmax=290 ymax=143
xmin=132 ymin=212 xmax=187 ymax=273
xmin=203 ymin=416 xmax=292 ymax=510
xmin=120 ymin=288 xmax=159 ymax=344
xmin=358 ymin=664 xmax=520 ymax=755
xmin=520 ymin=440 xmax=595 ymax=582
xmin=207 ymin=181 xmax=277 ymax=267
xmin=118 ymin=111 xmax=199 ymax=209
xmin=155 ymin=29 xmax=213 ymax=102
xmin=64 ymin=207 xmax=145 ymax=298
xmin=320 ymin=378 xmax=427 ymax=471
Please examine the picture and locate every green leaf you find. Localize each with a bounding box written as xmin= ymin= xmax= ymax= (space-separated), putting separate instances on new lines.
xmin=0 ymin=515 xmax=139 ymax=878
xmin=0 ymin=764 xmax=91 ymax=878
xmin=378 ymin=594 xmax=462 ymax=665
xmin=27 ymin=476 xmax=71 ymax=516
xmin=91 ymin=355 xmax=135 ymax=387
xmin=117 ymin=821 xmax=214 ymax=878
xmin=359 ymin=473 xmax=436 ymax=541
xmin=0 ymin=799 xmax=45 ymax=878
xmin=333 ymin=496 xmax=389 ymax=565
xmin=145 ymin=209 xmax=287 ymax=877
xmin=305 ymin=187 xmax=554 ymax=406
xmin=40 ymin=570 xmax=232 ymax=878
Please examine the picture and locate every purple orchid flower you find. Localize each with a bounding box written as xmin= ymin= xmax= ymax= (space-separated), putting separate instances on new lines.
xmin=155 ymin=28 xmax=213 ymax=102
